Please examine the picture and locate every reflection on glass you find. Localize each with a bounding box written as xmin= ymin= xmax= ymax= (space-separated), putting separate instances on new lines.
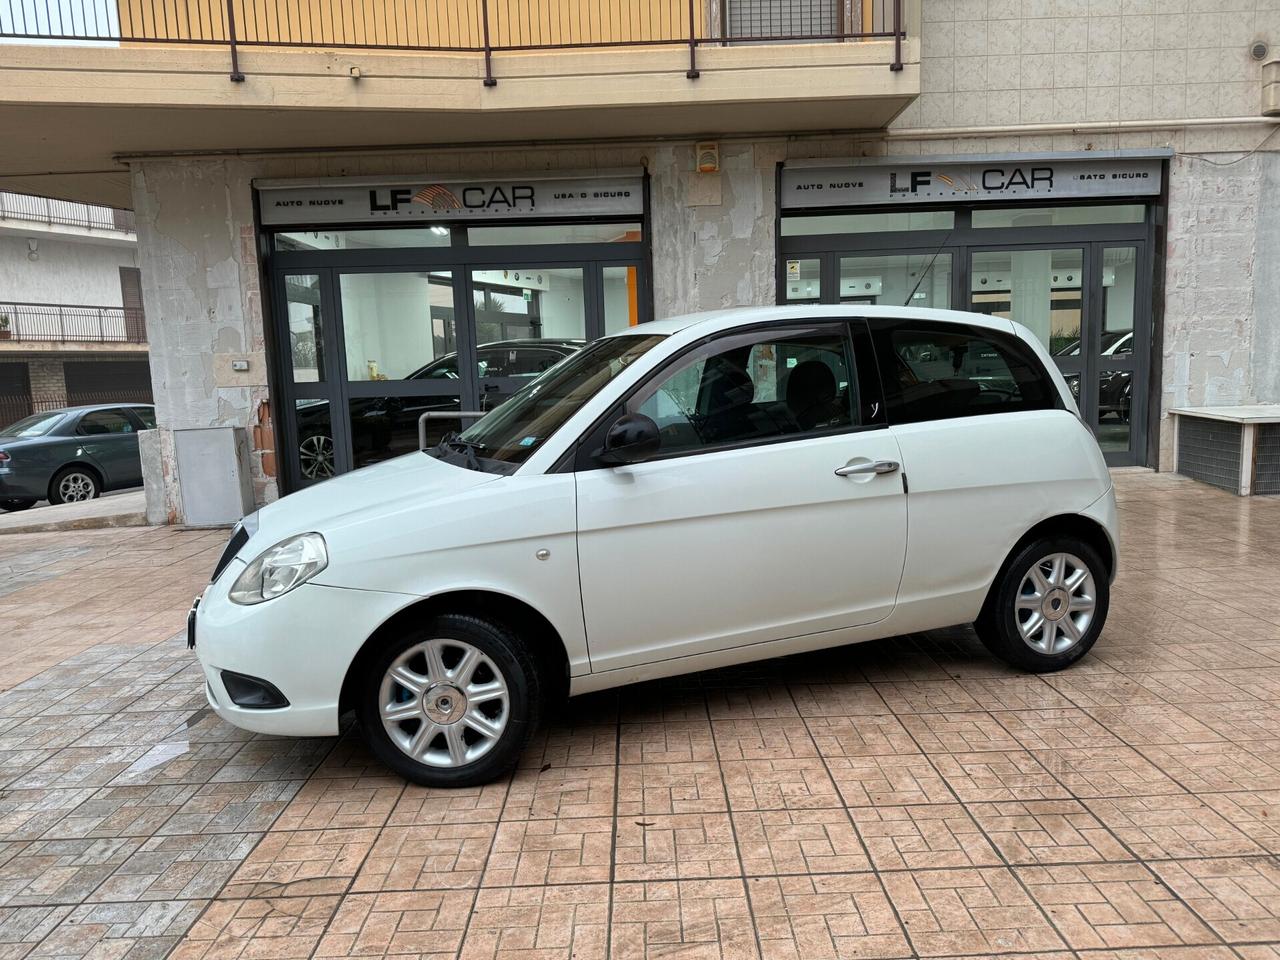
xmin=783 ymin=258 xmax=821 ymax=302
xmin=782 ymin=211 xmax=954 ymax=236
xmin=1096 ymin=369 xmax=1132 ymax=452
xmin=350 ymin=396 xmax=461 ymax=471
xmin=1102 ymin=247 xmax=1137 ymax=356
xmin=839 ymin=253 xmax=951 ymax=308
xmin=294 ymin=398 xmax=334 ymax=482
xmin=340 ymin=271 xmax=456 ymax=382
xmin=471 ymin=267 xmax=586 ymax=348
xmin=275 ymin=227 xmax=451 ymax=251
xmin=972 ymin=205 xmax=1145 ymax=228
xmin=970 ymin=249 xmax=1082 ymax=354
xmin=467 ymin=223 xmax=642 ymax=246
xmin=286 ymin=274 xmax=325 ymax=383
xmin=603 ymin=265 xmax=640 ymax=334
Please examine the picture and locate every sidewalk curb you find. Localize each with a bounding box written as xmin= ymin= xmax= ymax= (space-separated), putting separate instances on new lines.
xmin=0 ymin=511 xmax=150 ymax=535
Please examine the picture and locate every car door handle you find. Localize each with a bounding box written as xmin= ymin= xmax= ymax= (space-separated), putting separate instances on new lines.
xmin=834 ymin=459 xmax=899 ymax=477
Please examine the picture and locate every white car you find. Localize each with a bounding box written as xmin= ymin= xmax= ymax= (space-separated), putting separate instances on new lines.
xmin=192 ymin=306 xmax=1117 ymax=787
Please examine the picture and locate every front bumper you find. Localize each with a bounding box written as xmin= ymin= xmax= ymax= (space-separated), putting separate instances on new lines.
xmin=193 ymin=562 xmax=413 ymax=737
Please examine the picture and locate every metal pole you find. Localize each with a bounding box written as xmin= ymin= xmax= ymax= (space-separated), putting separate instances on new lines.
xmin=686 ymin=0 xmax=700 ymax=78
xmin=226 ymin=0 xmax=246 ymax=81
xmin=98 ymin=308 xmax=104 ymax=342
xmin=481 ymin=0 xmax=497 ymax=86
xmin=890 ymin=0 xmax=903 ymax=71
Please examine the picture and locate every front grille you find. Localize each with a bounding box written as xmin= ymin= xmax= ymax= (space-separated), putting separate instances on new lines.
xmin=1177 ymin=418 xmax=1242 ymax=493
xmin=211 ymin=523 xmax=249 ymax=582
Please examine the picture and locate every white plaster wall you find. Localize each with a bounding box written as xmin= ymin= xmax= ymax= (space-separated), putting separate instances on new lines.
xmin=0 ymin=234 xmax=137 ymax=306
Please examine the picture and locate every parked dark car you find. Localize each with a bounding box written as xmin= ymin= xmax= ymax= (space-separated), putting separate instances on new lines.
xmin=295 ymin=339 xmax=584 ymax=480
xmin=0 ymin=403 xmax=155 ymax=511
xmin=1056 ymin=332 xmax=1133 ymax=423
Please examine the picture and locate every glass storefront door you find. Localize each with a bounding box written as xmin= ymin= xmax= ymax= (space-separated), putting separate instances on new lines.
xmin=966 ymin=243 xmax=1146 ymax=464
xmin=272 ymin=244 xmax=649 ymax=490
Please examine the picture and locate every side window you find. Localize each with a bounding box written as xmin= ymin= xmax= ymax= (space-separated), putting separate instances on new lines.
xmin=76 ymin=410 xmax=136 ymax=436
xmin=630 ymin=325 xmax=859 ymax=456
xmin=877 ymin=323 xmax=1059 ymax=424
xmin=130 ymin=407 xmax=157 ymax=429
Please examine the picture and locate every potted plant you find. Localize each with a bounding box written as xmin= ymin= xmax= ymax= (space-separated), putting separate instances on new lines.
xmin=0 ymin=314 xmax=10 ymax=340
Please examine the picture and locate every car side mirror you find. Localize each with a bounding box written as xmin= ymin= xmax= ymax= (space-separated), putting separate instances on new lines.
xmin=595 ymin=413 xmax=660 ymax=465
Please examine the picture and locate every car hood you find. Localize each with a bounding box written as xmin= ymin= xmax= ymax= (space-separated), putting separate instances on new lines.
xmin=249 ymin=451 xmax=500 ymax=547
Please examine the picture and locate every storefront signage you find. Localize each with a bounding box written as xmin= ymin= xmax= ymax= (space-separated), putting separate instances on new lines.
xmin=258 ymin=174 xmax=645 ymax=226
xmin=781 ymin=155 xmax=1164 ymax=208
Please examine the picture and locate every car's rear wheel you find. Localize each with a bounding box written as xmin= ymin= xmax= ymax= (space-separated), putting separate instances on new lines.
xmin=356 ymin=614 xmax=541 ymax=786
xmin=0 ymin=498 xmax=35 ymax=512
xmin=975 ymin=536 xmax=1109 ymax=672
xmin=298 ymin=434 xmax=335 ymax=480
xmin=48 ymin=467 xmax=100 ymax=505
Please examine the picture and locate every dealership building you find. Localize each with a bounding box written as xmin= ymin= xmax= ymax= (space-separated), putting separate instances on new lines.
xmin=2 ymin=0 xmax=1278 ymax=519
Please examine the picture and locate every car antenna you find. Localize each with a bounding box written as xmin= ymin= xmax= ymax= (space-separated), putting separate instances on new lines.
xmin=902 ymin=229 xmax=954 ymax=307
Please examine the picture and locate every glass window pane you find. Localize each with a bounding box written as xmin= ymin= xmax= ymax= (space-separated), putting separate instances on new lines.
xmin=603 ymin=265 xmax=641 ymax=334
xmin=294 ymin=398 xmax=335 ymax=483
xmin=840 ymin=254 xmax=951 ymax=308
xmin=351 ymin=396 xmax=461 ymax=471
xmin=881 ymin=325 xmax=1059 ymax=424
xmin=1102 ymin=247 xmax=1137 ymax=356
xmin=130 ymin=407 xmax=156 ymax=429
xmin=471 ymin=267 xmax=587 ymax=392
xmin=630 ymin=327 xmax=857 ymax=455
xmin=783 ymin=258 xmax=821 ymax=303
xmin=1097 ymin=369 xmax=1133 ymax=452
xmin=467 ymin=223 xmax=642 ymax=246
xmin=971 ymin=205 xmax=1145 ymax=228
xmin=782 ymin=211 xmax=954 ymax=236
xmin=970 ymin=249 xmax=1082 ymax=354
xmin=76 ymin=410 xmax=135 ymax=435
xmin=274 ymin=227 xmax=451 ymax=251
xmin=286 ymin=274 xmax=325 ymax=383
xmin=340 ymin=272 xmax=457 ymax=382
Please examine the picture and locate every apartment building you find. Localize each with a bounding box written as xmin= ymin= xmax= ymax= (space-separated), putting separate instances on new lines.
xmin=0 ymin=192 xmax=152 ymax=427
xmin=1 ymin=0 xmax=1275 ymax=520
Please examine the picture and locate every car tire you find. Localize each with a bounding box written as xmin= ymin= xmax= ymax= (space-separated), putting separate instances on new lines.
xmin=356 ymin=613 xmax=542 ymax=787
xmin=0 ymin=498 xmax=35 ymax=512
xmin=975 ymin=536 xmax=1109 ymax=673
xmin=48 ymin=466 xmax=101 ymax=505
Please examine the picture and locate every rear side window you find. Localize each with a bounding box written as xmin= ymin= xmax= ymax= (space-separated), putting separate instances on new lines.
xmin=76 ymin=410 xmax=136 ymax=435
xmin=874 ymin=321 xmax=1059 ymax=424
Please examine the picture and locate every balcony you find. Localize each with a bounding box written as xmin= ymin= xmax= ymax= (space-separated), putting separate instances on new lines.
xmin=0 ymin=0 xmax=919 ymax=206
xmin=0 ymin=302 xmax=148 ymax=347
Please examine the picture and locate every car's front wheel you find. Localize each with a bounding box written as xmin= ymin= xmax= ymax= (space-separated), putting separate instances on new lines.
xmin=48 ymin=466 xmax=100 ymax=505
xmin=0 ymin=498 xmax=35 ymax=512
xmin=356 ymin=614 xmax=541 ymax=786
xmin=975 ymin=536 xmax=1109 ymax=672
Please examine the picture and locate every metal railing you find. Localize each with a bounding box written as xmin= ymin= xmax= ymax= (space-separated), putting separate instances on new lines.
xmin=0 ymin=192 xmax=135 ymax=233
xmin=0 ymin=391 xmax=155 ymax=429
xmin=0 ymin=0 xmax=905 ymax=82
xmin=0 ymin=302 xmax=148 ymax=343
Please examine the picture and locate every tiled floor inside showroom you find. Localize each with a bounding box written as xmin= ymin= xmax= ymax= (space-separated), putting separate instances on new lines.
xmin=1 ymin=470 xmax=1279 ymax=960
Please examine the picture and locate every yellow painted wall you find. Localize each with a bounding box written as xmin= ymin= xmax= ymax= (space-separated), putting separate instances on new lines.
xmin=117 ymin=0 xmax=704 ymax=47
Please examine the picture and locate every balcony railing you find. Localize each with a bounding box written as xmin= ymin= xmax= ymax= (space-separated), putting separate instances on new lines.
xmin=0 ymin=0 xmax=905 ymax=82
xmin=0 ymin=302 xmax=148 ymax=343
xmin=0 ymin=192 xmax=136 ymax=234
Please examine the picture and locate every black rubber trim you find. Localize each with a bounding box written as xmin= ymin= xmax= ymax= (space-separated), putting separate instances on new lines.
xmin=220 ymin=669 xmax=290 ymax=709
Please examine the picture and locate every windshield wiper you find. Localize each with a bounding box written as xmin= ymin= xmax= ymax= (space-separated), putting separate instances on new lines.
xmin=434 ymin=432 xmax=487 ymax=472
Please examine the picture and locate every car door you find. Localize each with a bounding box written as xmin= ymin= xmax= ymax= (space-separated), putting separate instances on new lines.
xmin=869 ymin=317 xmax=1093 ymax=613
xmin=575 ymin=320 xmax=907 ymax=673
xmin=74 ymin=408 xmax=142 ymax=487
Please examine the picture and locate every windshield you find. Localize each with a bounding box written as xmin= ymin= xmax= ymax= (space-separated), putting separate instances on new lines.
xmin=1 ymin=412 xmax=64 ymax=438
xmin=433 ymin=334 xmax=666 ymax=471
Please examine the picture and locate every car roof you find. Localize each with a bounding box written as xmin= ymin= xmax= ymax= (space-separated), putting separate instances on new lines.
xmin=611 ymin=305 xmax=1018 ymax=338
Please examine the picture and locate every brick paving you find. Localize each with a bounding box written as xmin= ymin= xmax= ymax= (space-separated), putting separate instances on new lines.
xmin=1 ymin=470 xmax=1279 ymax=960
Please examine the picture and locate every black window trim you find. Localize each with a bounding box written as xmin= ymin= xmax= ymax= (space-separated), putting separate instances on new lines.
xmin=863 ymin=315 xmax=1064 ymax=427
xmin=561 ymin=317 xmax=889 ymax=473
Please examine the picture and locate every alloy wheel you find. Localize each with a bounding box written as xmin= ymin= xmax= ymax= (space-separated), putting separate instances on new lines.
xmin=299 ymin=434 xmax=335 ymax=479
xmin=58 ymin=472 xmax=96 ymax=503
xmin=379 ymin=637 xmax=511 ymax=768
xmin=1015 ymin=552 xmax=1097 ymax=655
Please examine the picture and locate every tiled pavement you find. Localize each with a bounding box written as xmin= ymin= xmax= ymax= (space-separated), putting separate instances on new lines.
xmin=2 ymin=471 xmax=1280 ymax=960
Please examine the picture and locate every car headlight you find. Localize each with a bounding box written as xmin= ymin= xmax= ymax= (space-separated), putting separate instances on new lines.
xmin=229 ymin=533 xmax=328 ymax=605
